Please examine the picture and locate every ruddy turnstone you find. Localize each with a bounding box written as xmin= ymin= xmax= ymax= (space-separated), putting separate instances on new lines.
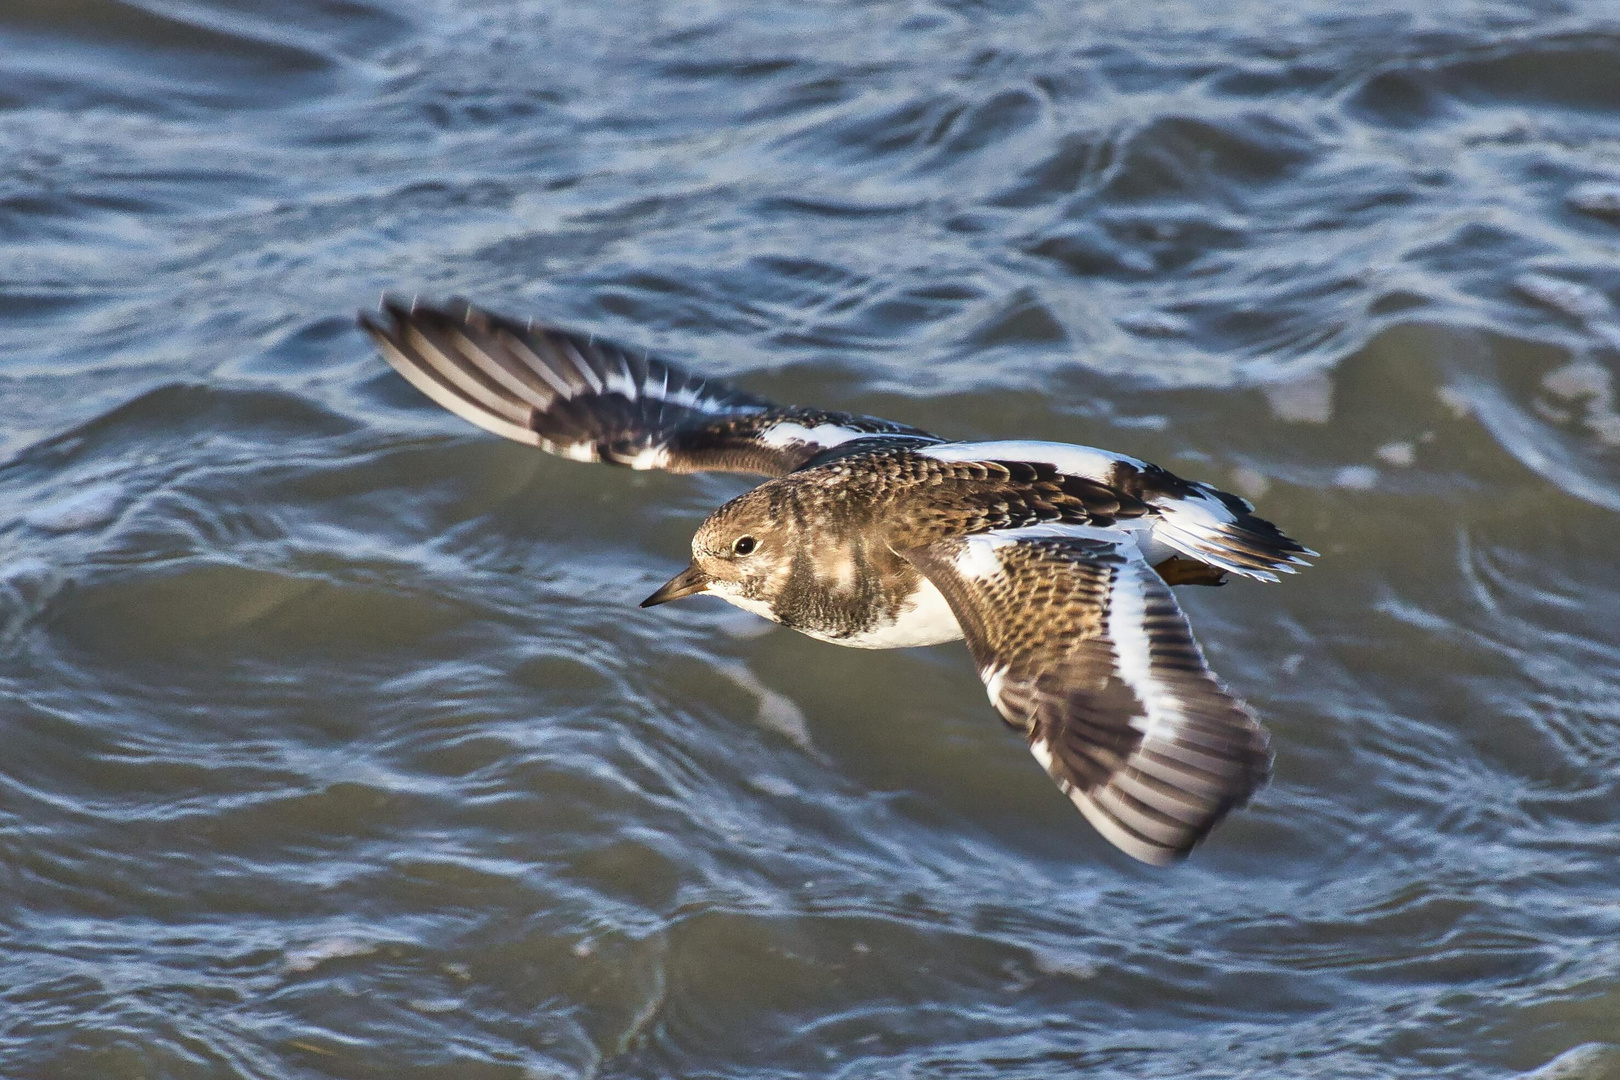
xmin=361 ymin=298 xmax=1314 ymax=865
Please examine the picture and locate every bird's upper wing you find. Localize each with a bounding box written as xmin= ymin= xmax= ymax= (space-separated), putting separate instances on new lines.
xmin=915 ymin=442 xmax=1314 ymax=582
xmin=901 ymin=524 xmax=1272 ymax=865
xmin=360 ymin=299 xmax=940 ymax=476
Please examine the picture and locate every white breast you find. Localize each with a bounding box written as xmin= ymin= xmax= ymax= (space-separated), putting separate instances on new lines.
xmin=817 ymin=577 xmax=964 ymax=650
xmin=714 ymin=591 xmax=781 ymax=624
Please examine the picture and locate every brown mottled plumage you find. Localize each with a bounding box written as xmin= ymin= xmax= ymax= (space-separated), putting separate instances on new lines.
xmin=907 ymin=532 xmax=1270 ymax=862
xmin=363 ymin=298 xmax=1315 ymax=865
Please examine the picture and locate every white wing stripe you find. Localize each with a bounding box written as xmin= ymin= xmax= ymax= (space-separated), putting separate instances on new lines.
xmin=601 ymin=353 xmax=637 ymax=398
xmin=499 ymin=332 xmax=579 ymax=398
xmin=559 ymin=339 xmax=605 ymax=395
xmin=401 ymin=324 xmax=529 ymax=423
xmin=1090 ymin=786 xmax=1191 ymax=847
xmin=921 ymin=440 xmax=1140 ymax=483
xmin=758 ymin=421 xmax=868 ymax=450
xmin=1105 ymin=563 xmax=1177 ymax=742
xmin=1139 ymin=739 xmax=1244 ymax=779
xmin=373 ymin=336 xmax=545 ymax=448
xmin=953 ymin=536 xmax=1007 ymax=582
xmin=983 ymin=664 xmax=1009 ymax=706
xmin=1132 ymin=750 xmax=1234 ymax=798
xmin=900 ymin=520 xmax=1271 ymax=865
xmin=1066 ymin=791 xmax=1168 ymax=865
xmin=448 ymin=328 xmax=554 ymax=409
xmin=1110 ymin=769 xmax=1210 ymax=824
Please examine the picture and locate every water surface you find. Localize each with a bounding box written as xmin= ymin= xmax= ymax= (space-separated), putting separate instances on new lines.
xmin=3 ymin=1 xmax=1620 ymax=1077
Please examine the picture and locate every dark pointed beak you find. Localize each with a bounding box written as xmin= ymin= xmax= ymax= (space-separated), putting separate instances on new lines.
xmin=640 ymin=562 xmax=711 ymax=608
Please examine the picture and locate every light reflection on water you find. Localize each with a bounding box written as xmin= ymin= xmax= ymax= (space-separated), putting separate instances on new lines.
xmin=2 ymin=1 xmax=1619 ymax=1077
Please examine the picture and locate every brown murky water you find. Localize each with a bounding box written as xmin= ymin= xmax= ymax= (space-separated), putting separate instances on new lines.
xmin=3 ymin=1 xmax=1620 ymax=1077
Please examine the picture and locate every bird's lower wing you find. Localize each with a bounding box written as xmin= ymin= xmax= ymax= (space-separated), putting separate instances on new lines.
xmin=360 ymin=298 xmax=938 ymax=476
xmin=902 ymin=524 xmax=1272 ymax=865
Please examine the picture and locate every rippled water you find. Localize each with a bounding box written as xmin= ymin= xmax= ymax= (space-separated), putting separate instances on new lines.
xmin=4 ymin=1 xmax=1620 ymax=1076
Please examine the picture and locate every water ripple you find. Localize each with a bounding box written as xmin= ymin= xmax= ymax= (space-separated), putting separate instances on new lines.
xmin=2 ymin=0 xmax=1619 ymax=1077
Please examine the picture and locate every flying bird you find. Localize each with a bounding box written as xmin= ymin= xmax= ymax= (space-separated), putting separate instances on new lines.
xmin=360 ymin=298 xmax=1312 ymax=865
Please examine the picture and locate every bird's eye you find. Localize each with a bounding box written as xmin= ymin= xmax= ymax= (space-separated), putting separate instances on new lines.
xmin=732 ymin=535 xmax=758 ymax=556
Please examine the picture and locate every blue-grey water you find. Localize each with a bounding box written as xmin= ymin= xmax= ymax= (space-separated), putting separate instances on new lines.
xmin=4 ymin=1 xmax=1620 ymax=1077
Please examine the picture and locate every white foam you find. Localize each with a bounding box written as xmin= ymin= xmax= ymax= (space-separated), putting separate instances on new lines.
xmin=719 ymin=661 xmax=812 ymax=748
xmin=1517 ymin=272 xmax=1613 ymax=322
xmin=284 ymin=936 xmax=379 ymax=973
xmin=25 ymin=482 xmax=124 ymax=533
xmin=1569 ymin=182 xmax=1620 ymax=216
xmin=1376 ymin=441 xmax=1416 ymax=467
xmin=1261 ymin=372 xmax=1334 ymax=424
xmin=1516 ymin=1042 xmax=1620 ymax=1080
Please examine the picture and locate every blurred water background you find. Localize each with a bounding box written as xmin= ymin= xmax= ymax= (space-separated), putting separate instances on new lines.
xmin=3 ymin=0 xmax=1620 ymax=1077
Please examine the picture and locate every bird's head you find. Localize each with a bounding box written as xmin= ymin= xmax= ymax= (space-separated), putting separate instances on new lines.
xmin=640 ymin=489 xmax=795 ymax=615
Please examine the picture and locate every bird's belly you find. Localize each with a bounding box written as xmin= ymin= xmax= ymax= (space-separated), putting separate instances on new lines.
xmin=807 ymin=577 xmax=964 ymax=650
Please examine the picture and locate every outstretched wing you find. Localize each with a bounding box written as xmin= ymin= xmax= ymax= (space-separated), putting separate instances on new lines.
xmin=360 ymin=298 xmax=939 ymax=476
xmin=903 ymin=524 xmax=1272 ymax=865
xmin=917 ymin=442 xmax=1314 ymax=583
